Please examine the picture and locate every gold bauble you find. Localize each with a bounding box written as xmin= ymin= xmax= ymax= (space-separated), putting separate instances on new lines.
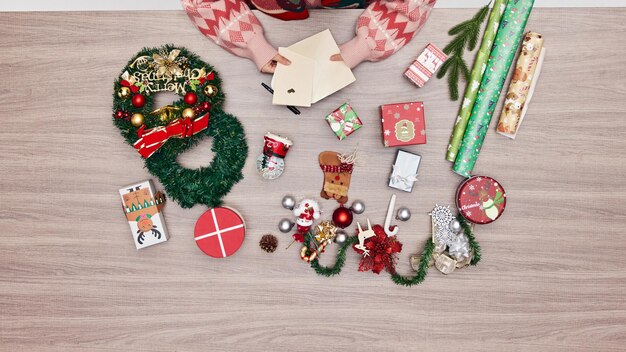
xmin=203 ymin=84 xmax=218 ymax=97
xmin=181 ymin=108 xmax=196 ymax=119
xmin=118 ymin=86 xmax=131 ymax=100
xmin=130 ymin=113 xmax=144 ymax=127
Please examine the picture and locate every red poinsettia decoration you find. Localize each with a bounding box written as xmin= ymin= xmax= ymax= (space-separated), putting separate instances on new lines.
xmin=352 ymin=224 xmax=402 ymax=274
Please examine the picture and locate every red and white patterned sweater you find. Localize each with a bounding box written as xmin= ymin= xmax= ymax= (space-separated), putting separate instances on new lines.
xmin=181 ymin=0 xmax=437 ymax=71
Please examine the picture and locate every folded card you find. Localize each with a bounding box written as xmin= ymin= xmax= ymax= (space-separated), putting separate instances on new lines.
xmin=272 ymin=48 xmax=315 ymax=107
xmin=272 ymin=29 xmax=356 ymax=107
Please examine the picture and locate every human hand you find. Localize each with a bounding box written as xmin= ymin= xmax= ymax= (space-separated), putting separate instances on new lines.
xmin=330 ymin=53 xmax=344 ymax=62
xmin=261 ymin=54 xmax=291 ymax=74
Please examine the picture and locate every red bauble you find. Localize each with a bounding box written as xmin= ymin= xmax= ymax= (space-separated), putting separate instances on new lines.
xmin=332 ymin=206 xmax=353 ymax=229
xmin=184 ymin=92 xmax=198 ymax=105
xmin=114 ymin=110 xmax=125 ymax=119
xmin=201 ymin=101 xmax=211 ymax=111
xmin=131 ymin=94 xmax=146 ymax=108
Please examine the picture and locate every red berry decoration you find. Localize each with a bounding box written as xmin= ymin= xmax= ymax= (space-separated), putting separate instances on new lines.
xmin=332 ymin=206 xmax=353 ymax=229
xmin=131 ymin=94 xmax=146 ymax=108
xmin=115 ymin=110 xmax=125 ymax=119
xmin=184 ymin=91 xmax=198 ymax=105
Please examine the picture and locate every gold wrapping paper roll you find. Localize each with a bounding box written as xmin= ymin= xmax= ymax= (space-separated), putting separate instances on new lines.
xmin=497 ymin=32 xmax=545 ymax=138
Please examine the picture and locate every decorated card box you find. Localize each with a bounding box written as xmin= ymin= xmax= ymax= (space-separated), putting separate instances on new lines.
xmin=381 ymin=102 xmax=426 ymax=147
xmin=405 ymin=43 xmax=447 ymax=87
xmin=325 ymin=103 xmax=363 ymax=140
xmin=119 ymin=180 xmax=168 ymax=249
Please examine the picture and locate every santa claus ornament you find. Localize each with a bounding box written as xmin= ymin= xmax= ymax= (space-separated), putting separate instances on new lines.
xmin=456 ymin=176 xmax=506 ymax=224
xmin=256 ymin=132 xmax=293 ymax=180
xmin=194 ymin=207 xmax=246 ymax=258
xmin=292 ymin=199 xmax=321 ymax=242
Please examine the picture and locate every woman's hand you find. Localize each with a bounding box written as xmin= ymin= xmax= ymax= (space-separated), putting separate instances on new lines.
xmin=261 ymin=54 xmax=291 ymax=74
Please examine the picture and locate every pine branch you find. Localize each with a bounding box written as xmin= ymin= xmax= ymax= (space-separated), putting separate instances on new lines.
xmin=443 ymin=35 xmax=467 ymax=56
xmin=438 ymin=2 xmax=491 ymax=101
xmin=447 ymin=65 xmax=460 ymax=101
xmin=468 ymin=3 xmax=491 ymax=50
xmin=458 ymin=215 xmax=481 ymax=265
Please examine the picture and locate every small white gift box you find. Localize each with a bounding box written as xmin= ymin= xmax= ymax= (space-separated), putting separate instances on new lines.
xmin=388 ymin=150 xmax=421 ymax=192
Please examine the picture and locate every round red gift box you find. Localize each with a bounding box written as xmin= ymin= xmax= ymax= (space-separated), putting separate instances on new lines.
xmin=194 ymin=207 xmax=246 ymax=258
xmin=456 ymin=176 xmax=506 ymax=225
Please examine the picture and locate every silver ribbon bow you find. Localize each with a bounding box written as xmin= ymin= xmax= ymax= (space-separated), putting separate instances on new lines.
xmin=448 ymin=234 xmax=471 ymax=260
xmin=390 ymin=165 xmax=418 ymax=189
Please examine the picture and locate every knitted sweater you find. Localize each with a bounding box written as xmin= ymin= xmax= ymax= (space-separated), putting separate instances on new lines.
xmin=181 ymin=0 xmax=436 ymax=71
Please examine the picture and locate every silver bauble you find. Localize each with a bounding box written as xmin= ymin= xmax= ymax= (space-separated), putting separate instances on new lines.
xmin=281 ymin=195 xmax=296 ymax=210
xmin=334 ymin=230 xmax=348 ymax=244
xmin=449 ymin=219 xmax=462 ymax=234
xmin=278 ymin=218 xmax=294 ymax=233
xmin=350 ymin=200 xmax=365 ymax=215
xmin=396 ymin=207 xmax=412 ymax=221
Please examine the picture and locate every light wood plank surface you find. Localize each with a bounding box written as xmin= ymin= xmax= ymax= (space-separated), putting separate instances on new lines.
xmin=1 ymin=8 xmax=625 ymax=352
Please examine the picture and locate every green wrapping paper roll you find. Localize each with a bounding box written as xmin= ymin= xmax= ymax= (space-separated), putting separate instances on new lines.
xmin=446 ymin=0 xmax=508 ymax=162
xmin=453 ymin=0 xmax=535 ymax=177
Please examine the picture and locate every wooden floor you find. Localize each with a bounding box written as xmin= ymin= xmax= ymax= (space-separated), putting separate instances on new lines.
xmin=1 ymin=8 xmax=625 ymax=352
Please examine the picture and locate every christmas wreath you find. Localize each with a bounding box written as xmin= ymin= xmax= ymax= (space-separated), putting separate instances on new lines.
xmin=112 ymin=45 xmax=248 ymax=208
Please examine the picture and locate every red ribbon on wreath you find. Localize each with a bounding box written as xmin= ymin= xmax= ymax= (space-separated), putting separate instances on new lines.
xmin=120 ymin=79 xmax=140 ymax=93
xmin=133 ymin=113 xmax=209 ymax=158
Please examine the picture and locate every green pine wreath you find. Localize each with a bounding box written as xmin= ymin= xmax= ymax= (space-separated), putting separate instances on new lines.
xmin=112 ymin=45 xmax=248 ymax=208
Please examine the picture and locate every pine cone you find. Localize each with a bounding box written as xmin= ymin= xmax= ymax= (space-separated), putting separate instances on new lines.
xmin=259 ymin=234 xmax=278 ymax=253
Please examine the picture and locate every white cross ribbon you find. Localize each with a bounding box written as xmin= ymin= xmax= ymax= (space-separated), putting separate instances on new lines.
xmin=390 ymin=165 xmax=419 ymax=189
xmin=195 ymin=208 xmax=244 ymax=257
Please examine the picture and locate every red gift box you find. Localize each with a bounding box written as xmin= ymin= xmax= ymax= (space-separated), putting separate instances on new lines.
xmin=194 ymin=207 xmax=246 ymax=258
xmin=380 ymin=102 xmax=426 ymax=147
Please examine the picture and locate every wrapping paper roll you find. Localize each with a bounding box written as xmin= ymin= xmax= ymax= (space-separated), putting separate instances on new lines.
xmin=446 ymin=0 xmax=509 ymax=162
xmin=453 ymin=0 xmax=535 ymax=177
xmin=497 ymin=32 xmax=545 ymax=138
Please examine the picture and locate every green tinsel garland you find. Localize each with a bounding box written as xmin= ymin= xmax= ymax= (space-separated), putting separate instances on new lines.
xmin=306 ymin=217 xmax=481 ymax=287
xmin=390 ymin=215 xmax=481 ymax=287
xmin=112 ymin=45 xmax=248 ymax=208
xmin=461 ymin=215 xmax=482 ymax=265
xmin=305 ymin=232 xmax=359 ymax=277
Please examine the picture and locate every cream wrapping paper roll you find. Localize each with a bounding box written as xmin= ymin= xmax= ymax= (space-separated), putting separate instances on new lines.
xmin=496 ymin=32 xmax=545 ymax=138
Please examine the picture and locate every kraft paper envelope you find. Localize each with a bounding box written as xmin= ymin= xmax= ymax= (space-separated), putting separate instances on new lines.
xmin=272 ymin=29 xmax=356 ymax=107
